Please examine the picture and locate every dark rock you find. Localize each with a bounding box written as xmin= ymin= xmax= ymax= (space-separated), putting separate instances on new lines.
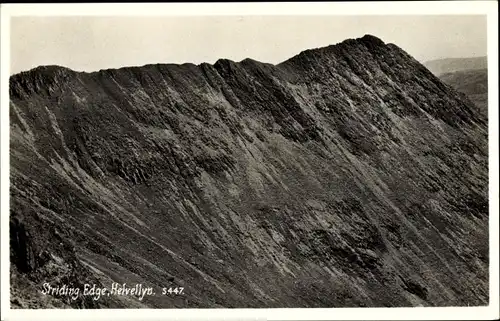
xmin=9 ymin=34 xmax=488 ymax=308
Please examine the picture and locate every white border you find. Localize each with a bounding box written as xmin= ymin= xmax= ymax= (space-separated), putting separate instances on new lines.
xmin=1 ymin=2 xmax=499 ymax=321
xmin=1 ymin=6 xmax=12 ymax=320
xmin=487 ymin=5 xmax=500 ymax=320
xmin=0 ymin=2 xmax=497 ymax=16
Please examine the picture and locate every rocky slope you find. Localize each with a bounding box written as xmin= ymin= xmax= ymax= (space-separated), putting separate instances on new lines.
xmin=439 ymin=68 xmax=488 ymax=117
xmin=9 ymin=34 xmax=489 ymax=308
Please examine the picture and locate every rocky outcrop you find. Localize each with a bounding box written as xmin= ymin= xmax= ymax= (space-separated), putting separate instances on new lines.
xmin=9 ymin=211 xmax=124 ymax=308
xmin=9 ymin=34 xmax=488 ymax=308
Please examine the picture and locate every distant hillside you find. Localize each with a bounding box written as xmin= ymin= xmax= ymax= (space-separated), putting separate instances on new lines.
xmin=439 ymin=69 xmax=488 ymax=116
xmin=424 ymin=57 xmax=487 ymax=76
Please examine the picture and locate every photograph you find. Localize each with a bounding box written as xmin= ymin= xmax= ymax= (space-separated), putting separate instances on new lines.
xmin=1 ymin=2 xmax=498 ymax=321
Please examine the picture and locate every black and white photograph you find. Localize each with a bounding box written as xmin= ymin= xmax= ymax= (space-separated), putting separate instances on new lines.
xmin=1 ymin=2 xmax=499 ymax=320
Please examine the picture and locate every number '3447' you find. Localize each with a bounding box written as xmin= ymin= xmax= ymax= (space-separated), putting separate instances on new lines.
xmin=162 ymin=287 xmax=184 ymax=295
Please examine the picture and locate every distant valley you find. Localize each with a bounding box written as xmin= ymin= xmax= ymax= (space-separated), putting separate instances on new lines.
xmin=424 ymin=56 xmax=487 ymax=76
xmin=424 ymin=57 xmax=488 ymax=116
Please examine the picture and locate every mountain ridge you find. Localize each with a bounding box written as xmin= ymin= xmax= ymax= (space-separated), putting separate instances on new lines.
xmin=11 ymin=34 xmax=481 ymax=128
xmin=9 ymin=34 xmax=488 ymax=309
xmin=9 ymin=35 xmax=400 ymax=78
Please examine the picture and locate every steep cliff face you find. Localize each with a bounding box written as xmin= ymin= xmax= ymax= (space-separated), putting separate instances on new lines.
xmin=9 ymin=35 xmax=488 ymax=308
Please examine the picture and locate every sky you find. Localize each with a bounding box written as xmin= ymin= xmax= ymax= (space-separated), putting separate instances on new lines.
xmin=10 ymin=15 xmax=487 ymax=75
